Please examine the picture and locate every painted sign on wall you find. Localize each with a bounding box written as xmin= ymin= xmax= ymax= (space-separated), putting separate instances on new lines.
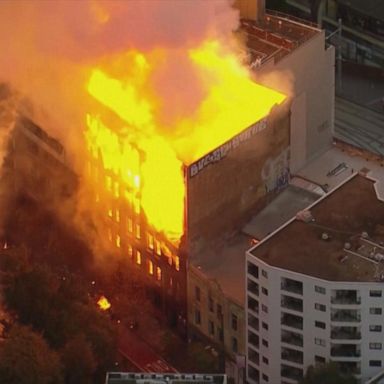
xmin=189 ymin=118 xmax=267 ymax=178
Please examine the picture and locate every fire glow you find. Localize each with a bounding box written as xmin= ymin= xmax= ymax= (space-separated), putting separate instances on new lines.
xmin=97 ymin=295 xmax=111 ymax=311
xmin=85 ymin=40 xmax=286 ymax=242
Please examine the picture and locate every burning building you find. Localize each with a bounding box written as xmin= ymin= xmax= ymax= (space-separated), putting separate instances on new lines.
xmin=84 ymin=41 xmax=288 ymax=330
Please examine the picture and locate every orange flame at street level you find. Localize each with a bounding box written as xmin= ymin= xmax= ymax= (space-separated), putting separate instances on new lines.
xmin=97 ymin=295 xmax=111 ymax=311
xmin=86 ymin=40 xmax=286 ymax=241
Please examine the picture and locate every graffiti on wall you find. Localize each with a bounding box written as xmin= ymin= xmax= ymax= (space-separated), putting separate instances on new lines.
xmin=189 ymin=118 xmax=268 ymax=178
xmin=261 ymin=147 xmax=290 ymax=193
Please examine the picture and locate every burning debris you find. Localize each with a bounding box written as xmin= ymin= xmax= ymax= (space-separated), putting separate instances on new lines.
xmin=97 ymin=295 xmax=111 ymax=311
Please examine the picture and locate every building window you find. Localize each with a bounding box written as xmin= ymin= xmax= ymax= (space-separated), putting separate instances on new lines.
xmin=370 ymin=360 xmax=382 ymax=367
xmin=195 ymin=286 xmax=201 ymax=302
xmin=208 ymin=321 xmax=215 ymax=336
xmin=262 ymin=339 xmax=268 ymax=347
xmin=135 ymin=224 xmax=141 ymax=239
xmin=262 ymin=287 xmax=268 ymax=296
xmin=262 ymin=356 xmax=269 ymax=365
xmin=370 ymin=290 xmax=382 ymax=297
xmin=217 ymin=304 xmax=223 ymax=320
xmin=370 ymin=307 xmax=382 ymax=315
xmin=232 ymin=337 xmax=238 ymax=353
xmin=134 ymin=197 xmax=140 ymax=214
xmin=116 ymin=209 xmax=120 ymax=222
xmin=208 ymin=296 xmax=214 ymax=312
xmin=127 ymin=218 xmax=133 ymax=232
xmin=315 ymin=321 xmax=326 ymax=329
xmin=262 ymin=322 xmax=268 ymax=330
xmin=136 ymin=251 xmax=141 ymax=265
xmin=370 ymin=325 xmax=382 ymax=332
xmin=155 ymin=240 xmax=161 ymax=255
xmin=370 ymin=343 xmax=382 ymax=350
xmin=156 ymin=267 xmax=161 ymax=281
xmin=195 ymin=309 xmax=201 ymax=325
xmin=315 ymin=285 xmax=326 ymax=294
xmin=148 ymin=260 xmax=154 ymax=275
xmin=174 ymin=256 xmax=180 ymax=271
xmin=116 ymin=235 xmax=121 ymax=248
xmin=147 ymin=234 xmax=154 ymax=250
xmin=247 ymin=262 xmax=259 ymax=279
xmin=315 ymin=303 xmax=326 ymax=312
xmin=262 ymin=270 xmax=268 ymax=278
xmin=127 ymin=245 xmax=133 ymax=257
xmin=262 ymin=374 xmax=269 ymax=382
xmin=232 ymin=314 xmax=238 ymax=331
xmin=315 ymin=338 xmax=326 ymax=347
xmin=261 ymin=304 xmax=268 ymax=313
xmin=315 ymin=355 xmax=326 ymax=364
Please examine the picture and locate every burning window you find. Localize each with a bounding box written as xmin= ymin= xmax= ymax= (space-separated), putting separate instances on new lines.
xmin=156 ymin=267 xmax=162 ymax=281
xmin=148 ymin=260 xmax=154 ymax=275
xmin=136 ymin=250 xmax=141 ymax=265
xmin=135 ymin=224 xmax=141 ymax=239
xmin=147 ymin=234 xmax=154 ymax=250
xmin=116 ymin=235 xmax=121 ymax=248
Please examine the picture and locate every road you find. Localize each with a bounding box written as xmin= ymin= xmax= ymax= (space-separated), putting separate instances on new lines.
xmin=118 ymin=328 xmax=178 ymax=373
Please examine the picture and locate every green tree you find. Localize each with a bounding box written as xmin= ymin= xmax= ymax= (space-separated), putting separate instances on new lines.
xmin=61 ymin=335 xmax=96 ymax=384
xmin=300 ymin=362 xmax=358 ymax=384
xmin=0 ymin=325 xmax=63 ymax=384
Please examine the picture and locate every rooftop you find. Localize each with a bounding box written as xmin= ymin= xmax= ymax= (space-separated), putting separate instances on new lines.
xmin=105 ymin=373 xmax=227 ymax=384
xmin=250 ymin=174 xmax=384 ymax=282
xmin=240 ymin=12 xmax=320 ymax=66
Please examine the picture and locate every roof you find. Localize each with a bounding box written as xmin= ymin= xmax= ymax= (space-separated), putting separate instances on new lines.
xmin=105 ymin=373 xmax=227 ymax=384
xmin=240 ymin=12 xmax=320 ymax=65
xmin=250 ymin=175 xmax=384 ymax=282
xmin=243 ymin=185 xmax=321 ymax=239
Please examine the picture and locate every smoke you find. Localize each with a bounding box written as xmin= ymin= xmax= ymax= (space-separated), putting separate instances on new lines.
xmin=0 ymin=1 xmax=239 ymax=158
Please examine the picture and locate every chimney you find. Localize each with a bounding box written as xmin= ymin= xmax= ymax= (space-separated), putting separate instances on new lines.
xmin=234 ymin=0 xmax=265 ymax=22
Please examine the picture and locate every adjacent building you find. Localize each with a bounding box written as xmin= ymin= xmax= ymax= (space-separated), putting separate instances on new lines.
xmin=246 ymin=174 xmax=384 ymax=383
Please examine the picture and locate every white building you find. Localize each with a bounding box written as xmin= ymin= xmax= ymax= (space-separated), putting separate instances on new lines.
xmin=246 ymin=173 xmax=384 ymax=384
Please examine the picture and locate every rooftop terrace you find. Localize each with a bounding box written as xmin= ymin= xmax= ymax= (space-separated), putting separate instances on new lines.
xmin=240 ymin=12 xmax=320 ymax=66
xmin=250 ymin=175 xmax=384 ymax=282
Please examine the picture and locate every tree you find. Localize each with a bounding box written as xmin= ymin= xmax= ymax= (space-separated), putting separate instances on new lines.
xmin=61 ymin=335 xmax=96 ymax=384
xmin=300 ymin=362 xmax=358 ymax=384
xmin=0 ymin=324 xmax=63 ymax=384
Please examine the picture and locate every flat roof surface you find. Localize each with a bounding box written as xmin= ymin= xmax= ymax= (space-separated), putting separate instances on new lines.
xmin=243 ymin=185 xmax=320 ymax=239
xmin=250 ymin=175 xmax=384 ymax=282
xmin=191 ymin=233 xmax=251 ymax=305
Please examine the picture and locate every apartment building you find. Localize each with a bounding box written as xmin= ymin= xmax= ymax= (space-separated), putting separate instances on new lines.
xmin=246 ymin=174 xmax=384 ymax=383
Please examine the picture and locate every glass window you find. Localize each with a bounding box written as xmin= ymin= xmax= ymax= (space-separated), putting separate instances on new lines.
xmin=261 ymin=304 xmax=268 ymax=313
xmin=370 ymin=325 xmax=382 ymax=332
xmin=315 ymin=285 xmax=326 ymax=294
xmin=262 ymin=322 xmax=268 ymax=330
xmin=315 ymin=321 xmax=326 ymax=329
xmin=370 ymin=343 xmax=382 ymax=350
xmin=195 ymin=286 xmax=201 ymax=302
xmin=232 ymin=337 xmax=238 ymax=353
xmin=262 ymin=339 xmax=268 ymax=347
xmin=262 ymin=356 xmax=269 ymax=365
xmin=136 ymin=250 xmax=141 ymax=265
xmin=208 ymin=296 xmax=214 ymax=312
xmin=262 ymin=287 xmax=268 ymax=296
xmin=209 ymin=320 xmax=215 ymax=336
xmin=148 ymin=260 xmax=154 ymax=275
xmin=262 ymin=374 xmax=268 ymax=382
xmin=370 ymin=360 xmax=382 ymax=367
xmin=370 ymin=290 xmax=382 ymax=297
xmin=314 ymin=338 xmax=326 ymax=347
xmin=195 ymin=309 xmax=201 ymax=325
xmin=156 ymin=267 xmax=161 ymax=281
xmin=315 ymin=303 xmax=326 ymax=312
xmin=370 ymin=307 xmax=382 ymax=315
xmin=232 ymin=313 xmax=238 ymax=331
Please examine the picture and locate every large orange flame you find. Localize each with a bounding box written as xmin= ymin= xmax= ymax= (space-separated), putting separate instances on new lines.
xmin=85 ymin=40 xmax=285 ymax=241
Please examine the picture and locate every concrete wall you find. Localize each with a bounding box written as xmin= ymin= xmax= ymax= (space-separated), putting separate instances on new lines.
xmin=256 ymin=30 xmax=335 ymax=173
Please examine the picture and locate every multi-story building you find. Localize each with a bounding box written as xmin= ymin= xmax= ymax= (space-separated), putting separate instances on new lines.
xmin=246 ymin=173 xmax=384 ymax=383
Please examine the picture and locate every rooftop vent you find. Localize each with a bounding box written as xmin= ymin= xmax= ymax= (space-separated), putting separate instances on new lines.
xmin=321 ymin=232 xmax=330 ymax=241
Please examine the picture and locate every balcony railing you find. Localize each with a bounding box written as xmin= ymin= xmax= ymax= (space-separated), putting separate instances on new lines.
xmin=331 ymin=346 xmax=361 ymax=358
xmin=281 ymin=283 xmax=303 ymax=295
xmin=281 ymin=333 xmax=303 ymax=347
xmin=282 ymin=351 xmax=303 ymax=365
xmin=281 ymin=299 xmax=303 ymax=312
xmin=331 ymin=296 xmax=361 ymax=305
xmin=331 ymin=311 xmax=361 ymax=323
xmin=331 ymin=329 xmax=361 ymax=340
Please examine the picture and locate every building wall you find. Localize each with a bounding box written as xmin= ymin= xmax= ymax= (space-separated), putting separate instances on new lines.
xmin=255 ymin=29 xmax=335 ymax=173
xmin=188 ymin=265 xmax=245 ymax=362
xmin=187 ymin=102 xmax=290 ymax=251
xmin=245 ymin=252 xmax=384 ymax=384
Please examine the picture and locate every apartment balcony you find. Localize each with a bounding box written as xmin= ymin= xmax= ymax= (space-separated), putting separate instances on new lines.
xmin=331 ymin=327 xmax=361 ymax=340
xmin=331 ymin=310 xmax=361 ymax=323
xmin=281 ymin=278 xmax=303 ymax=295
xmin=281 ymin=312 xmax=303 ymax=330
xmin=331 ymin=344 xmax=361 ymax=358
xmin=281 ymin=364 xmax=303 ymax=382
xmin=281 ymin=295 xmax=303 ymax=313
xmin=248 ymin=280 xmax=259 ymax=296
xmin=281 ymin=347 xmax=303 ymax=365
xmin=248 ymin=313 xmax=259 ymax=331
xmin=281 ymin=330 xmax=303 ymax=347
xmin=331 ymin=290 xmax=361 ymax=305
